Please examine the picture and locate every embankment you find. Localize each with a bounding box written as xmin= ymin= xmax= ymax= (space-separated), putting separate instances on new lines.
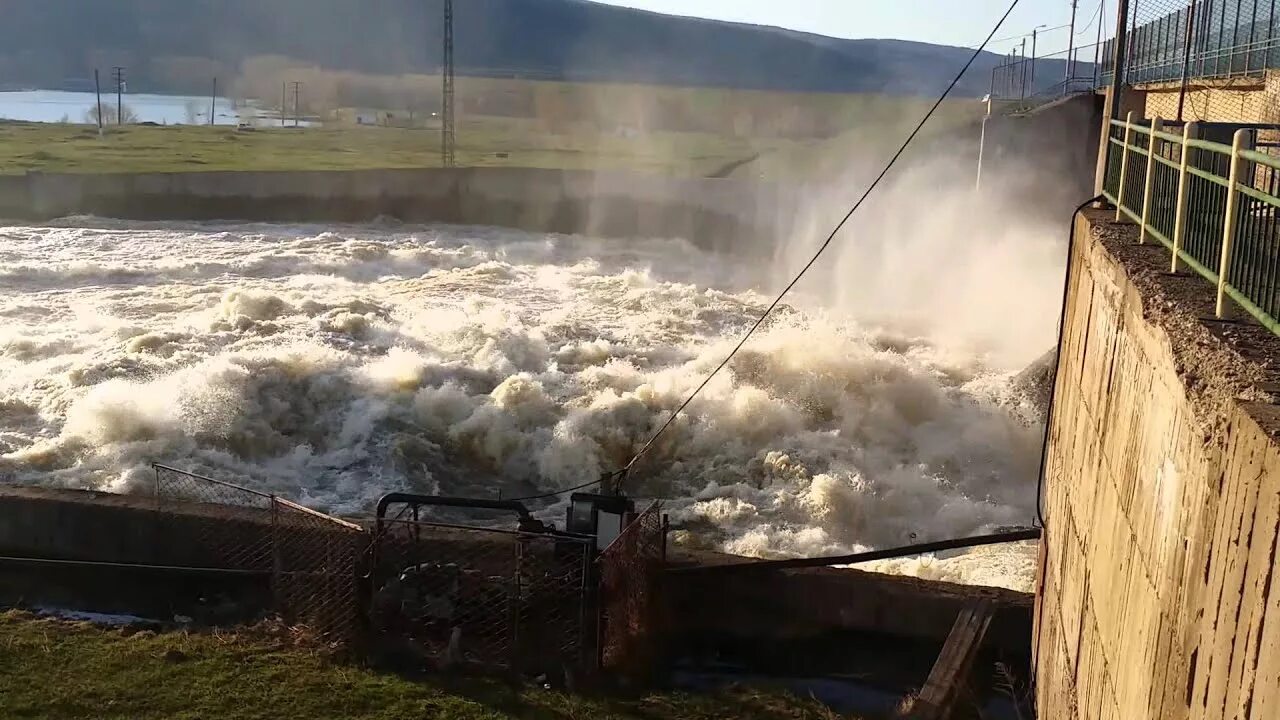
xmin=0 ymin=167 xmax=790 ymax=254
xmin=1035 ymin=208 xmax=1280 ymax=719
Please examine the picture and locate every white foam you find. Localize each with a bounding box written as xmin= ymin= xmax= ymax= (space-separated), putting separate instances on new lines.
xmin=0 ymin=219 xmax=1053 ymax=591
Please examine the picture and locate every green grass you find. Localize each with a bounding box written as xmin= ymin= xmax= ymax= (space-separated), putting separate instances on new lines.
xmin=0 ymin=611 xmax=849 ymax=720
xmin=0 ymin=117 xmax=803 ymax=177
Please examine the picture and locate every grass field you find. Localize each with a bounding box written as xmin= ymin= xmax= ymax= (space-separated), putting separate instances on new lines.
xmin=0 ymin=117 xmax=804 ymax=177
xmin=0 ymin=611 xmax=850 ymax=720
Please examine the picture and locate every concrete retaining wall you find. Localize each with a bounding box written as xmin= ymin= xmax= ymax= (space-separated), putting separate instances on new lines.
xmin=1034 ymin=209 xmax=1280 ymax=719
xmin=0 ymin=167 xmax=791 ymax=253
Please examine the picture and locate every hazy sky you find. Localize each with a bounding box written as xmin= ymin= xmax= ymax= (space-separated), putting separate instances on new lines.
xmin=591 ymin=1 xmax=1111 ymax=56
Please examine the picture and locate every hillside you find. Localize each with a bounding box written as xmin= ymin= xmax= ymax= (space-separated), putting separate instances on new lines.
xmin=0 ymin=0 xmax=1069 ymax=97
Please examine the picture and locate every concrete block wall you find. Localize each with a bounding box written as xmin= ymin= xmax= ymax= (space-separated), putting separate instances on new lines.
xmin=1139 ymin=72 xmax=1280 ymax=125
xmin=0 ymin=167 xmax=795 ymax=255
xmin=1034 ymin=210 xmax=1280 ymax=719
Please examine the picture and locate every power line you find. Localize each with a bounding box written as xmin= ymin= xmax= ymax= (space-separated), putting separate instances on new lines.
xmin=506 ymin=475 xmax=616 ymax=503
xmin=988 ymin=22 xmax=1069 ymax=48
xmin=504 ymin=0 xmax=1024 ymax=503
xmin=618 ymin=0 xmax=1026 ymax=483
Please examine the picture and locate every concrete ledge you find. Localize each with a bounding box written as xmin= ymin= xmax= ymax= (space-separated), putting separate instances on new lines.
xmin=0 ymin=167 xmax=794 ymax=253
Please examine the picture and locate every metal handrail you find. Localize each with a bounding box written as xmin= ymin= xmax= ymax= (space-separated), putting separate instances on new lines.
xmin=1103 ymin=114 xmax=1280 ymax=336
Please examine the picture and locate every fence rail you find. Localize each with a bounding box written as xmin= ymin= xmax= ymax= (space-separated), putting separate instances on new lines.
xmin=152 ymin=464 xmax=366 ymax=643
xmin=1103 ymin=114 xmax=1280 ymax=334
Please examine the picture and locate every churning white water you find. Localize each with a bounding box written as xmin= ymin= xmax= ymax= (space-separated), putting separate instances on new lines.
xmin=0 ymin=217 xmax=1049 ymax=590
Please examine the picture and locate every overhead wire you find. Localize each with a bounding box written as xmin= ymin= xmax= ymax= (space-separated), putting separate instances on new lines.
xmin=988 ymin=22 xmax=1070 ymax=48
xmin=617 ymin=0 xmax=1026 ymax=484
xmin=510 ymin=0 xmax=1026 ymax=502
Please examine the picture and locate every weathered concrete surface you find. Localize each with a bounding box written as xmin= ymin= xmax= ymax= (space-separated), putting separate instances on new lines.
xmin=982 ymin=92 xmax=1104 ymax=220
xmin=1034 ymin=209 xmax=1280 ymax=720
xmin=0 ymin=167 xmax=792 ymax=254
xmin=1140 ymin=72 xmax=1277 ymax=124
xmin=667 ymin=553 xmax=1033 ymax=653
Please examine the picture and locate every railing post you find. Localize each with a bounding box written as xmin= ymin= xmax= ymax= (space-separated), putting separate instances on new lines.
xmin=1139 ymin=116 xmax=1164 ymax=243
xmin=1116 ymin=111 xmax=1137 ymax=221
xmin=1217 ymin=128 xmax=1249 ymax=318
xmin=1172 ymin=122 xmax=1197 ymax=273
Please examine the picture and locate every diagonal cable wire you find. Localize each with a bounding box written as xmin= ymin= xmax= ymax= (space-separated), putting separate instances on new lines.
xmin=619 ymin=0 xmax=1025 ymax=480
xmin=507 ymin=0 xmax=1025 ymax=501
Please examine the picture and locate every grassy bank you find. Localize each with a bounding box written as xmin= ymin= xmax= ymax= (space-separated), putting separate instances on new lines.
xmin=0 ymin=118 xmax=800 ymax=177
xmin=0 ymin=611 xmax=847 ymax=720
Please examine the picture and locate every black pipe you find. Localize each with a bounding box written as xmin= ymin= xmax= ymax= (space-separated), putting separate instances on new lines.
xmin=665 ymin=529 xmax=1042 ymax=575
xmin=1035 ymin=194 xmax=1105 ymax=531
xmin=374 ymin=492 xmax=532 ymax=521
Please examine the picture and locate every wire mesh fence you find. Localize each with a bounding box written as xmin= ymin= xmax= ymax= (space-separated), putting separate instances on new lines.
xmin=1103 ymin=0 xmax=1280 ymax=85
xmin=1100 ymin=1 xmax=1280 ymax=124
xmin=152 ymin=464 xmax=366 ymax=643
xmin=990 ymin=42 xmax=1105 ymax=102
xmin=598 ymin=501 xmax=667 ymax=683
xmin=368 ymin=518 xmax=595 ymax=676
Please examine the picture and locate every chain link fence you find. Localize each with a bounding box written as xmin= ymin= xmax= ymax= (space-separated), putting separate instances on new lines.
xmin=1102 ymin=1 xmax=1280 ymax=123
xmin=368 ymin=518 xmax=595 ymax=677
xmin=991 ymin=41 xmax=1105 ymax=105
xmin=598 ymin=500 xmax=667 ymax=684
xmin=152 ymin=464 xmax=366 ymax=644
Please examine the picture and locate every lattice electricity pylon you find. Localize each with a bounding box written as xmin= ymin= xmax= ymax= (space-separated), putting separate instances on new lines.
xmin=442 ymin=0 xmax=456 ymax=168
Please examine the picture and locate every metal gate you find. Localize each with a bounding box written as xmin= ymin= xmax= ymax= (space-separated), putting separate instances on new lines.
xmin=369 ymin=518 xmax=595 ymax=676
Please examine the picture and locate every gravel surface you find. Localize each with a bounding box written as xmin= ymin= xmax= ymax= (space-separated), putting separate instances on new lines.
xmin=1083 ymin=207 xmax=1280 ymax=441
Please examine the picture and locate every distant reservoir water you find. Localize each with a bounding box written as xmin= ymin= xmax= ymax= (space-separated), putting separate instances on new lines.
xmin=0 ymin=90 xmax=274 ymax=126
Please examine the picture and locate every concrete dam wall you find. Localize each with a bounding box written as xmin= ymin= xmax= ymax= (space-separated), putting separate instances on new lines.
xmin=0 ymin=167 xmax=792 ymax=253
xmin=1035 ymin=209 xmax=1280 ymax=719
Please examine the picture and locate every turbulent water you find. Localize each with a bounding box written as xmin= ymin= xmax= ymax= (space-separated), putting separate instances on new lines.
xmin=0 ymin=217 xmax=1049 ymax=590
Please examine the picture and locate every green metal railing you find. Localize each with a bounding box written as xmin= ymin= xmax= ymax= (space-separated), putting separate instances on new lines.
xmin=1103 ymin=114 xmax=1280 ymax=335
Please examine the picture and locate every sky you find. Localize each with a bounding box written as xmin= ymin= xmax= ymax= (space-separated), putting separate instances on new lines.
xmin=591 ymin=1 xmax=1112 ymax=57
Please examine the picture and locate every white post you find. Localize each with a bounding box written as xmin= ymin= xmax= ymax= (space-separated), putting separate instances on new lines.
xmin=1171 ymin=122 xmax=1197 ymax=273
xmin=1139 ymin=116 xmax=1163 ymax=243
xmin=977 ymin=97 xmax=992 ymax=191
xmin=1116 ymin=111 xmax=1137 ymax=221
xmin=1217 ymin=128 xmax=1250 ymax=318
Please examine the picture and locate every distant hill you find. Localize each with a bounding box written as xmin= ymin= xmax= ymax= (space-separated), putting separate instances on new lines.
xmin=0 ymin=0 xmax=1076 ymax=97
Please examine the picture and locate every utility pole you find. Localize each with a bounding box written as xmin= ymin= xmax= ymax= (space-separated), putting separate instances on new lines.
xmin=1176 ymin=0 xmax=1197 ymax=122
xmin=1031 ymin=27 xmax=1040 ymax=93
xmin=1020 ymin=39 xmax=1028 ymax=98
xmin=1094 ymin=0 xmax=1131 ymax=196
xmin=1111 ymin=0 xmax=1131 ymax=116
xmin=1067 ymin=0 xmax=1079 ymax=81
xmin=112 ymin=66 xmax=125 ymax=125
xmin=290 ymin=81 xmax=303 ymax=127
xmin=281 ymin=82 xmax=286 ymax=127
xmin=210 ymin=77 xmax=217 ymax=126
xmin=94 ymin=69 xmax=103 ymax=136
xmin=442 ymin=0 xmax=456 ymax=168
xmin=1094 ymin=0 xmax=1106 ymax=89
